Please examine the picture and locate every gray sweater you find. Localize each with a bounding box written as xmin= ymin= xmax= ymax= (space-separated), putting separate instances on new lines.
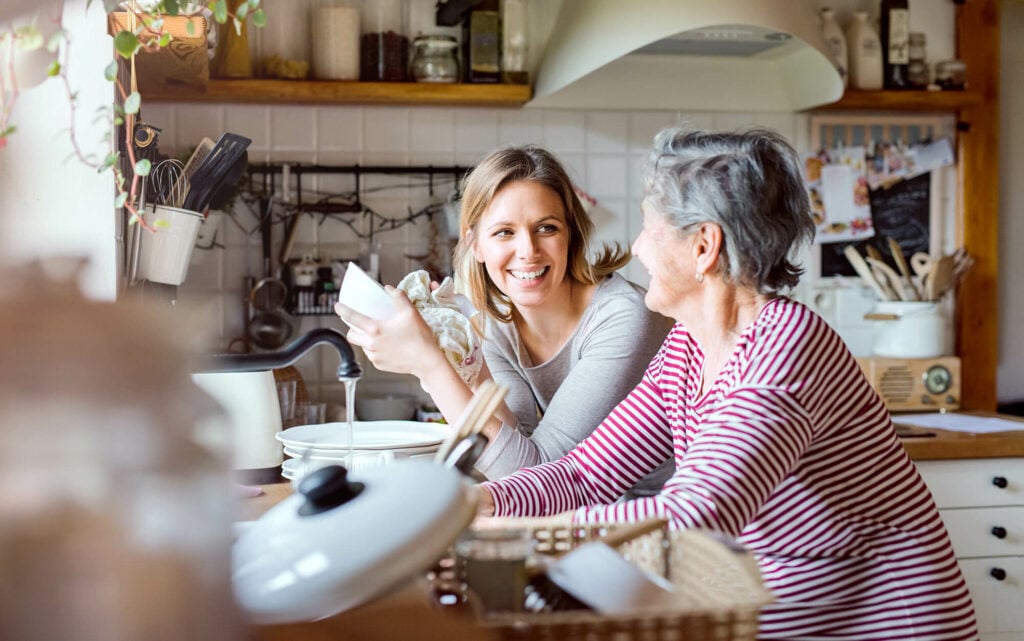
xmin=474 ymin=273 xmax=674 ymax=497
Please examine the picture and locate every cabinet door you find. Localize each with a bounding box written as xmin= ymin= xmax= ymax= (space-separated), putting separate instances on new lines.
xmin=960 ymin=556 xmax=1024 ymax=639
xmin=941 ymin=507 xmax=1024 ymax=558
xmin=916 ymin=459 xmax=1023 ymax=508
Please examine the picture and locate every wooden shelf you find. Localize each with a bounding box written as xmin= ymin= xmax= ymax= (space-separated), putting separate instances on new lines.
xmin=812 ymin=89 xmax=984 ymax=112
xmin=143 ymin=79 xmax=532 ymax=107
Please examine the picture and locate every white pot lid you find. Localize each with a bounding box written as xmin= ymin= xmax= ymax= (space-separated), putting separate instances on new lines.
xmin=233 ymin=459 xmax=477 ymax=624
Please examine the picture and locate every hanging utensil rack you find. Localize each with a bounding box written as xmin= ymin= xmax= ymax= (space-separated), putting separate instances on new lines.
xmin=240 ymin=163 xmax=472 ymax=317
xmin=243 ymin=162 xmax=470 ymax=250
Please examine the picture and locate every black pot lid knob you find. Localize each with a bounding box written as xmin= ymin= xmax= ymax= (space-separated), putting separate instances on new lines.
xmin=298 ymin=465 xmax=365 ymax=515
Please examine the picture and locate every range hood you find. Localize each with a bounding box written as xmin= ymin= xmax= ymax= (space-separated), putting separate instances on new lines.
xmin=527 ymin=0 xmax=843 ymax=113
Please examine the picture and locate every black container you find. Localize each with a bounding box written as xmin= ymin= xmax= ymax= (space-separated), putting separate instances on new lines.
xmin=462 ymin=0 xmax=500 ymax=83
xmin=880 ymin=0 xmax=910 ymax=89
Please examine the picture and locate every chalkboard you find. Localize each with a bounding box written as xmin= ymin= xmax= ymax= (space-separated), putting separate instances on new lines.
xmin=821 ymin=172 xmax=931 ymax=277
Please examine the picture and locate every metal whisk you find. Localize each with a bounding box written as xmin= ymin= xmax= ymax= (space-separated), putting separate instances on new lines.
xmin=151 ymin=158 xmax=187 ymax=208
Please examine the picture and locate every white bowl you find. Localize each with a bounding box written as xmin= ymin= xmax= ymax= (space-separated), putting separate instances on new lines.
xmin=338 ymin=262 xmax=395 ymax=320
xmin=356 ymin=394 xmax=419 ymax=421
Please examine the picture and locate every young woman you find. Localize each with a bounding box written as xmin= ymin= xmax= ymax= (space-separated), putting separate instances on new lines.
xmin=476 ymin=128 xmax=977 ymax=640
xmin=336 ymin=146 xmax=673 ymax=494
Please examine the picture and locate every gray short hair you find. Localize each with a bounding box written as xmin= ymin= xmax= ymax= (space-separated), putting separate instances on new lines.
xmin=643 ymin=127 xmax=814 ymax=294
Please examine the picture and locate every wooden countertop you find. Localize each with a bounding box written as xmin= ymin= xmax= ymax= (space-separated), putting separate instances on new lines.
xmin=895 ymin=412 xmax=1024 ymax=460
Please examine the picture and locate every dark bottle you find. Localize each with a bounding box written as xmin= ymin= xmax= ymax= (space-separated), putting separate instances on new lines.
xmin=880 ymin=0 xmax=910 ymax=89
xmin=462 ymin=0 xmax=501 ymax=83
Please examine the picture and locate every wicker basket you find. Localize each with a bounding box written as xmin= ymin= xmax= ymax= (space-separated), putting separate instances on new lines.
xmin=437 ymin=520 xmax=771 ymax=641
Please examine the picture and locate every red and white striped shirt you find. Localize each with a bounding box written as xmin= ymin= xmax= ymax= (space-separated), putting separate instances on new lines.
xmin=483 ymin=298 xmax=978 ymax=640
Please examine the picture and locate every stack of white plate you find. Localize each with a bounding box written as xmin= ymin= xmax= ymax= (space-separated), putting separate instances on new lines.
xmin=275 ymin=420 xmax=451 ymax=481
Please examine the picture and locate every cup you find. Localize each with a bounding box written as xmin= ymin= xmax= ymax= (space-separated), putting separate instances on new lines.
xmin=303 ymin=402 xmax=327 ymax=425
xmin=455 ymin=528 xmax=534 ymax=613
xmin=276 ymin=379 xmax=298 ymax=426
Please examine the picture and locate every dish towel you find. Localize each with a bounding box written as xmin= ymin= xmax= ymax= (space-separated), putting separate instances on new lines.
xmin=397 ymin=270 xmax=482 ymax=387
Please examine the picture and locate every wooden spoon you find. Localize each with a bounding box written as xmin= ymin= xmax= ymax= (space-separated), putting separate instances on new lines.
xmin=886 ymin=237 xmax=920 ymax=300
xmin=926 ymin=254 xmax=956 ymax=301
xmin=844 ymin=245 xmax=893 ymax=301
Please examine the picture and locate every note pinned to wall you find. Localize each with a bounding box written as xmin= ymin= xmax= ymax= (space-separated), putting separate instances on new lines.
xmin=804 ymin=146 xmax=875 ymax=245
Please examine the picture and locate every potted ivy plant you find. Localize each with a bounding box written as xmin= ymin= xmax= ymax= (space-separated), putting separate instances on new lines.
xmin=0 ymin=0 xmax=265 ymax=229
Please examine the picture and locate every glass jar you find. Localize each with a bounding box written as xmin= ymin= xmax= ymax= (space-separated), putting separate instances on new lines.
xmin=410 ymin=35 xmax=459 ymax=83
xmin=935 ymin=59 xmax=967 ymax=90
xmin=360 ymin=0 xmax=409 ymax=81
xmin=907 ymin=32 xmax=928 ymax=89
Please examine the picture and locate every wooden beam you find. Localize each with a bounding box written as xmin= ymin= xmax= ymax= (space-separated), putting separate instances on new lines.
xmin=955 ymin=0 xmax=1000 ymax=410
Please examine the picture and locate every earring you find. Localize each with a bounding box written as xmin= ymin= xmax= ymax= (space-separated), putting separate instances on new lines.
xmin=695 ymin=271 xmax=704 ymax=284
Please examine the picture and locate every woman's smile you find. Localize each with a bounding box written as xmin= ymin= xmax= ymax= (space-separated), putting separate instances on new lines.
xmin=473 ymin=180 xmax=571 ymax=310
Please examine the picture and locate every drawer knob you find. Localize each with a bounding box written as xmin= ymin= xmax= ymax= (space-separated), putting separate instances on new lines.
xmin=992 ymin=476 xmax=1009 ymax=489
xmin=990 ymin=567 xmax=1007 ymax=581
xmin=991 ymin=526 xmax=1008 ymax=539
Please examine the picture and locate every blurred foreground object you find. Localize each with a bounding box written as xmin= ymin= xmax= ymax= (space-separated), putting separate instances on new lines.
xmin=0 ymin=263 xmax=241 ymax=641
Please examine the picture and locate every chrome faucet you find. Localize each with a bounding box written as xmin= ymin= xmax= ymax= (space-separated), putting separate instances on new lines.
xmin=197 ymin=328 xmax=362 ymax=380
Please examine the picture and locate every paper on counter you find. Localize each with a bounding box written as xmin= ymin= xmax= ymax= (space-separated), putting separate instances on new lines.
xmin=892 ymin=413 xmax=1024 ymax=434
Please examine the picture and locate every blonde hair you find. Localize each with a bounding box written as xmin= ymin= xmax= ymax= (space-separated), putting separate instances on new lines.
xmin=453 ymin=146 xmax=629 ymax=323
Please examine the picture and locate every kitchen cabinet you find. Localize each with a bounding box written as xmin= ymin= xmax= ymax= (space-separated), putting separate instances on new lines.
xmin=812 ymin=0 xmax=999 ymax=412
xmin=144 ymin=79 xmax=532 ymax=107
xmin=915 ymin=458 xmax=1024 ymax=640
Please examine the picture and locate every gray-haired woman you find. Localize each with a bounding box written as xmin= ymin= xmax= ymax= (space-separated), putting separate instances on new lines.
xmin=477 ymin=128 xmax=977 ymax=640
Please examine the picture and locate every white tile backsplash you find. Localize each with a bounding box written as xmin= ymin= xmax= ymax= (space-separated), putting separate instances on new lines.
xmin=161 ymin=102 xmax=831 ymax=402
xmin=409 ymin=108 xmax=456 ymax=151
xmin=453 ymin=109 xmax=501 ymax=153
xmin=175 ymin=105 xmax=225 ymax=152
xmin=584 ymin=112 xmax=629 ymax=153
xmin=585 ymin=156 xmax=629 ymax=199
xmin=317 ymin=107 xmax=364 ymax=151
xmin=498 ymin=109 xmax=545 ymax=146
xmin=365 ymin=108 xmax=409 ymax=150
xmin=542 ymin=110 xmax=586 ymax=153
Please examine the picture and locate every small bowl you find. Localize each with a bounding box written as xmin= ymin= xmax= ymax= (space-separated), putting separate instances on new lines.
xmin=356 ymin=394 xmax=418 ymax=421
xmin=338 ymin=262 xmax=395 ymax=320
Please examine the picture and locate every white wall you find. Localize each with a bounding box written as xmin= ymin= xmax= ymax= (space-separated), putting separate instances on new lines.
xmin=997 ymin=0 xmax=1024 ymax=403
xmin=0 ymin=0 xmax=116 ymax=300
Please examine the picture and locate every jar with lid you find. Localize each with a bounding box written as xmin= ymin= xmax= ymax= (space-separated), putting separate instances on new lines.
xmin=907 ymin=32 xmax=928 ymax=89
xmin=259 ymin=0 xmax=311 ymax=79
xmin=410 ymin=35 xmax=459 ymax=83
xmin=360 ymin=0 xmax=409 ymax=81
xmin=935 ymin=59 xmax=967 ymax=90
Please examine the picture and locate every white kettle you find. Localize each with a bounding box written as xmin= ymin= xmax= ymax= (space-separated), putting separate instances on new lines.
xmin=192 ymin=370 xmax=284 ymax=480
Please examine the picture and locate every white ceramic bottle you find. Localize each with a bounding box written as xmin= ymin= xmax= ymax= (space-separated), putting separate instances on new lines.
xmin=845 ymin=11 xmax=883 ymax=90
xmin=819 ymin=7 xmax=849 ymax=88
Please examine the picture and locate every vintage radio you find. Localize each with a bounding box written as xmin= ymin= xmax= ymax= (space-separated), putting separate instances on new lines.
xmin=856 ymin=356 xmax=961 ymax=413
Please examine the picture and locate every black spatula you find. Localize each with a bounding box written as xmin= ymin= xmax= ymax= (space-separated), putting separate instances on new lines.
xmin=183 ymin=132 xmax=251 ymax=212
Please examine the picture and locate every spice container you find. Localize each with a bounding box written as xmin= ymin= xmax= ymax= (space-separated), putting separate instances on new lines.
xmin=410 ymin=35 xmax=459 ymax=83
xmin=360 ymin=0 xmax=409 ymax=81
xmin=907 ymin=32 xmax=928 ymax=89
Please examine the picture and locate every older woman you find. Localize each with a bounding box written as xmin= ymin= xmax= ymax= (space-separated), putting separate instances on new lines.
xmin=477 ymin=128 xmax=977 ymax=640
xmin=337 ymin=145 xmax=673 ymax=495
